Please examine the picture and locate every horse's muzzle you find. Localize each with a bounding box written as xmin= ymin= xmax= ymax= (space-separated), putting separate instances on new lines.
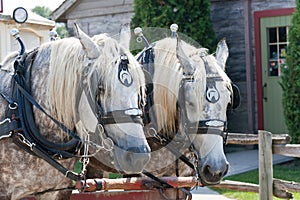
xmin=114 ymin=145 xmax=151 ymax=174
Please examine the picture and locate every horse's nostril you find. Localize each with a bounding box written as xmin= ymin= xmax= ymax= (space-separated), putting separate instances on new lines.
xmin=203 ymin=165 xmax=211 ymax=174
xmin=223 ymin=163 xmax=229 ymax=176
xmin=218 ymin=171 xmax=223 ymax=178
xmin=203 ymin=164 xmax=228 ymax=178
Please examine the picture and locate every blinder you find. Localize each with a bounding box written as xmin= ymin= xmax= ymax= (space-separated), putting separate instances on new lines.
xmin=81 ymin=55 xmax=144 ymax=147
xmin=118 ymin=55 xmax=133 ymax=87
xmin=230 ymin=83 xmax=241 ymax=110
xmin=179 ymin=77 xmax=226 ymax=140
xmin=206 ymin=79 xmax=220 ymax=103
xmin=178 ymin=56 xmax=229 ymax=145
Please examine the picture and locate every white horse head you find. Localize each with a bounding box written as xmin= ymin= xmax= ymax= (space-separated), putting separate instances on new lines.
xmin=48 ymin=24 xmax=151 ymax=173
xmin=176 ymin=38 xmax=239 ymax=184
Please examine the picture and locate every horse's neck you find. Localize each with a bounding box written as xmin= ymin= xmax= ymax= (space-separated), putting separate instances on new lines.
xmin=29 ymin=48 xmax=68 ymax=142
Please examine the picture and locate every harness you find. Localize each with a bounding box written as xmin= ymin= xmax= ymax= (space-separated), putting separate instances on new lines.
xmin=138 ymin=41 xmax=230 ymax=183
xmin=0 ymin=39 xmax=143 ymax=182
xmin=0 ymin=49 xmax=83 ymax=181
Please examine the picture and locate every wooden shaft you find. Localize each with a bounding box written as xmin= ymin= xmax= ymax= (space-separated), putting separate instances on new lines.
xmin=76 ymin=176 xmax=199 ymax=192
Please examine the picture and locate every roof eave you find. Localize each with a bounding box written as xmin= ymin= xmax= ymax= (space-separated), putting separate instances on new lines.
xmin=51 ymin=0 xmax=78 ymax=21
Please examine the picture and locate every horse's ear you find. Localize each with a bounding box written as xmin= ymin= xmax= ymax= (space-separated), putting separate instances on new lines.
xmin=119 ymin=23 xmax=131 ymax=51
xmin=176 ymin=36 xmax=194 ymax=75
xmin=216 ymin=38 xmax=229 ymax=71
xmin=73 ymin=23 xmax=100 ymax=59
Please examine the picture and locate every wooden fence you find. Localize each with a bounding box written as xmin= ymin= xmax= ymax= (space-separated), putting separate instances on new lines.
xmin=211 ymin=130 xmax=300 ymax=199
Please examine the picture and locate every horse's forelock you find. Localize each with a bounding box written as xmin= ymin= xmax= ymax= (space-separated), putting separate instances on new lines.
xmin=92 ymin=34 xmax=146 ymax=105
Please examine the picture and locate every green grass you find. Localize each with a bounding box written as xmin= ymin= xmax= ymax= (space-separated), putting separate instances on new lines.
xmin=212 ymin=159 xmax=300 ymax=200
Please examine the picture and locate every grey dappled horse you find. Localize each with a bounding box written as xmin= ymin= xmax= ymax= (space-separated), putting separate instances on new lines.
xmin=0 ymin=24 xmax=150 ymax=200
xmin=137 ymin=31 xmax=239 ymax=185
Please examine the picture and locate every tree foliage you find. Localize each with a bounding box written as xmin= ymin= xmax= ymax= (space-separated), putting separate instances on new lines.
xmin=131 ymin=0 xmax=217 ymax=50
xmin=31 ymin=6 xmax=52 ymax=19
xmin=31 ymin=6 xmax=69 ymax=38
xmin=282 ymin=0 xmax=300 ymax=143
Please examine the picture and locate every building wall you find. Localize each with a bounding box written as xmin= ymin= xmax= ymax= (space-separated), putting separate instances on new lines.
xmin=65 ymin=0 xmax=133 ymax=36
xmin=0 ymin=13 xmax=54 ymax=61
xmin=210 ymin=0 xmax=295 ymax=133
xmin=0 ymin=22 xmax=53 ymax=61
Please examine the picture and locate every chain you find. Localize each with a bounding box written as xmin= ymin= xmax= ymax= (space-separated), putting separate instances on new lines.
xmin=80 ymin=133 xmax=90 ymax=178
xmin=148 ymin=127 xmax=167 ymax=144
xmin=17 ymin=132 xmax=35 ymax=150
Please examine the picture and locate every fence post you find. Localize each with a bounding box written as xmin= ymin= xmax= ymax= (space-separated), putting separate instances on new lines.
xmin=259 ymin=130 xmax=273 ymax=200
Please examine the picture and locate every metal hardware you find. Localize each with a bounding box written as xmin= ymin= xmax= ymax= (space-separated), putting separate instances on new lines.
xmin=0 ymin=118 xmax=11 ymax=125
xmin=170 ymin=24 xmax=178 ymax=38
xmin=17 ymin=133 xmax=35 ymax=150
xmin=9 ymin=102 xmax=18 ymax=110
xmin=149 ymin=127 xmax=166 ymax=144
xmin=134 ymin=27 xmax=150 ymax=47
xmin=0 ymin=119 xmax=13 ymax=140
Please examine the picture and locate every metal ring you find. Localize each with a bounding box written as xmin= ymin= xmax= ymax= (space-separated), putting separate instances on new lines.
xmin=136 ymin=37 xmax=143 ymax=43
xmin=9 ymin=102 xmax=18 ymax=110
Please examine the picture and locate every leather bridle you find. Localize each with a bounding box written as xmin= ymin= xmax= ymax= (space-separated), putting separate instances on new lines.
xmin=179 ymin=56 xmax=229 ymax=145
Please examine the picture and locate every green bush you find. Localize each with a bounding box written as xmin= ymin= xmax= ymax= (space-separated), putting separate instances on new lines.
xmin=131 ymin=0 xmax=217 ymax=50
xmin=282 ymin=0 xmax=300 ymax=143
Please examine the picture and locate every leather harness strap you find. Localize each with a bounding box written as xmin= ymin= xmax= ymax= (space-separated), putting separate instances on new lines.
xmin=0 ymin=49 xmax=85 ymax=181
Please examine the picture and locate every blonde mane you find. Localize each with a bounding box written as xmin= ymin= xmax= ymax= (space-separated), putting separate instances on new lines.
xmin=153 ymin=38 xmax=207 ymax=137
xmin=46 ymin=34 xmax=145 ymax=134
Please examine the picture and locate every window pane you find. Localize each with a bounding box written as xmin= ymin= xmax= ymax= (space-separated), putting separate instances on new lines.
xmin=279 ymin=27 xmax=287 ymax=42
xmin=269 ymin=28 xmax=277 ymax=43
xmin=269 ymin=45 xmax=277 ymax=59
xmin=279 ymin=44 xmax=287 ymax=58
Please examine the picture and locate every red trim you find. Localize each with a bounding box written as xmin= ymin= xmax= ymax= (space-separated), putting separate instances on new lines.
xmin=254 ymin=8 xmax=294 ymax=130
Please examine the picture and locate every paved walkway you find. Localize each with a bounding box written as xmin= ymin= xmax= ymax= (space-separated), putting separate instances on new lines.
xmin=191 ymin=149 xmax=293 ymax=200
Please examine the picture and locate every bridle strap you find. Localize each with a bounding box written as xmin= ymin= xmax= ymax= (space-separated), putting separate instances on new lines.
xmin=187 ymin=127 xmax=224 ymax=137
xmin=100 ymin=109 xmax=143 ymax=125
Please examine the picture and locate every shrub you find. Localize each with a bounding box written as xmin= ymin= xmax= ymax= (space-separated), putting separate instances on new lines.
xmin=131 ymin=0 xmax=217 ymax=50
xmin=282 ymin=0 xmax=300 ymax=143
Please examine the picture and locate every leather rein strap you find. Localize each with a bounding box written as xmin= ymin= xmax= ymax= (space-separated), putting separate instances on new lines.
xmin=7 ymin=50 xmax=83 ymax=181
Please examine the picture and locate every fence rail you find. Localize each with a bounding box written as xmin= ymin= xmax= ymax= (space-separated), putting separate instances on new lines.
xmin=213 ymin=131 xmax=300 ymax=199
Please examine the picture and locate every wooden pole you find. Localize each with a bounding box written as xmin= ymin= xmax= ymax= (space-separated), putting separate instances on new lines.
xmin=259 ymin=130 xmax=273 ymax=200
xmin=76 ymin=176 xmax=199 ymax=192
xmin=211 ymin=180 xmax=259 ymax=192
xmin=226 ymin=133 xmax=290 ymax=145
xmin=273 ymin=144 xmax=300 ymax=158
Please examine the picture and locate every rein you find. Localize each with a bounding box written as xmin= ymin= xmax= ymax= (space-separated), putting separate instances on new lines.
xmin=0 ymin=50 xmax=83 ymax=181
